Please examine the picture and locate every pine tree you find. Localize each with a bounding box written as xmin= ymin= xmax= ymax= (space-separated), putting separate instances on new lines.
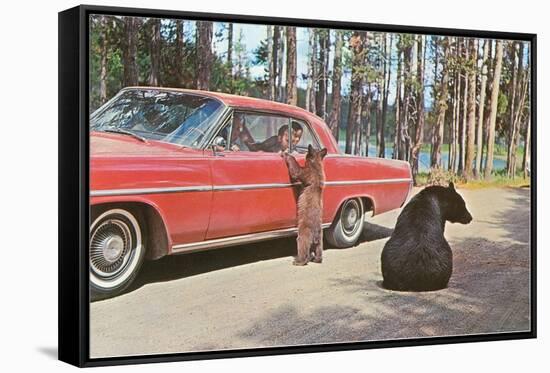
xmin=484 ymin=40 xmax=504 ymax=178
xmin=327 ymin=30 xmax=343 ymax=139
xmin=196 ymin=21 xmax=213 ymax=90
xmin=285 ymin=26 xmax=298 ymax=106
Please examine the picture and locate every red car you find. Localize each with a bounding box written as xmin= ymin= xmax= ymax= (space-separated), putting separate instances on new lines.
xmin=89 ymin=87 xmax=412 ymax=299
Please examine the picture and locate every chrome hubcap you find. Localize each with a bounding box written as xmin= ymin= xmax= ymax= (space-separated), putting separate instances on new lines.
xmin=90 ymin=218 xmax=132 ymax=278
xmin=341 ymin=200 xmax=361 ymax=236
xmin=102 ymin=235 xmax=125 ymax=263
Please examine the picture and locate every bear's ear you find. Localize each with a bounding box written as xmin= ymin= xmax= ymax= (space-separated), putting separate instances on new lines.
xmin=319 ymin=148 xmax=328 ymax=159
xmin=308 ymin=144 xmax=314 ymax=155
xmin=449 ymin=182 xmax=455 ymax=190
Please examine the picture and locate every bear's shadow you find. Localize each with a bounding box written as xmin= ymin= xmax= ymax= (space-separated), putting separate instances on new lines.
xmin=359 ymin=222 xmax=394 ymax=243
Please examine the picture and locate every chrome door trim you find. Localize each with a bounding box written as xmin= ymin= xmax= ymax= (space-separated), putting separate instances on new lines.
xmin=90 ymin=185 xmax=212 ymax=197
xmin=212 ymin=182 xmax=299 ymax=191
xmin=324 ymin=178 xmax=413 ymax=186
xmin=90 ymin=178 xmax=412 ymax=197
xmin=171 ymin=223 xmax=333 ymax=254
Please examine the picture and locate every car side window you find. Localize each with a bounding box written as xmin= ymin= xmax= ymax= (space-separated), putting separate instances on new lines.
xmin=227 ymin=113 xmax=290 ymax=153
xmin=291 ymin=119 xmax=320 ymax=154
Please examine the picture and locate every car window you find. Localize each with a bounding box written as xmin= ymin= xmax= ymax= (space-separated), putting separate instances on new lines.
xmin=291 ymin=119 xmax=320 ymax=154
xmin=212 ymin=112 xmax=292 ymax=153
xmin=90 ymin=89 xmax=224 ymax=148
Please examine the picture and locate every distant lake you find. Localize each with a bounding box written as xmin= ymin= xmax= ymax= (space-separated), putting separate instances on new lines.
xmin=337 ymin=142 xmax=506 ymax=173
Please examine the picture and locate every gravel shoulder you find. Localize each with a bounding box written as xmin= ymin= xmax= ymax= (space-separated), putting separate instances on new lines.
xmin=90 ymin=187 xmax=532 ymax=358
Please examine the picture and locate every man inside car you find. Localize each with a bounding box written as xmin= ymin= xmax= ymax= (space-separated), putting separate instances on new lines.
xmin=247 ymin=121 xmax=303 ymax=153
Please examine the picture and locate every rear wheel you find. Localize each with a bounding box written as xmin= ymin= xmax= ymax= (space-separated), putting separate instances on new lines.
xmin=326 ymin=198 xmax=365 ymax=248
xmin=89 ymin=208 xmax=145 ymax=301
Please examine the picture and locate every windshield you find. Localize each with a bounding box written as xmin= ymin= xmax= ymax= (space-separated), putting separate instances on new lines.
xmin=90 ymin=89 xmax=225 ymax=148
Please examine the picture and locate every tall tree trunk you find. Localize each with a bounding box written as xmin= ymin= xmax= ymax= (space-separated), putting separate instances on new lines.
xmin=411 ymin=35 xmax=425 ymax=182
xmin=269 ymin=26 xmax=278 ymax=101
xmin=452 ymin=40 xmax=460 ymax=172
xmin=327 ymin=30 xmax=343 ymax=139
xmin=98 ymin=16 xmax=108 ymax=104
xmin=400 ymin=41 xmax=412 ymax=161
xmin=227 ymin=23 xmax=233 ymax=68
xmin=355 ymin=37 xmax=370 ymax=156
xmin=522 ymin=60 xmax=531 ymax=179
xmin=475 ymin=39 xmax=489 ymax=177
xmin=393 ymin=46 xmax=403 ymax=159
xmin=482 ymin=40 xmax=495 ymax=171
xmin=376 ymin=34 xmax=384 ymax=158
xmin=323 ymin=31 xmax=330 ymax=120
xmin=431 ymin=37 xmax=450 ymax=168
xmin=277 ymin=27 xmax=285 ymax=101
xmin=346 ymin=31 xmax=366 ymax=154
xmin=509 ymin=44 xmax=528 ymax=178
xmin=484 ymin=40 xmax=504 ymax=178
xmin=451 ymin=37 xmax=461 ymax=173
xmin=464 ymin=38 xmax=477 ymax=180
xmin=266 ymin=26 xmax=274 ymax=99
xmin=379 ymin=34 xmax=393 ymax=158
xmin=458 ymin=38 xmax=468 ymax=173
xmin=285 ymin=27 xmax=298 ymax=106
xmin=363 ymin=87 xmax=372 ymax=156
xmin=316 ymin=30 xmax=329 ymax=119
xmin=123 ymin=17 xmax=139 ymax=86
xmin=376 ymin=83 xmax=383 ymax=156
xmin=175 ymin=20 xmax=185 ymax=86
xmin=306 ymin=28 xmax=317 ymax=113
xmin=226 ymin=23 xmax=234 ymax=92
xmin=522 ymin=115 xmax=531 ymax=179
xmin=149 ymin=18 xmax=161 ymax=86
xmin=196 ymin=21 xmax=213 ymax=90
xmin=506 ymin=42 xmax=519 ymax=176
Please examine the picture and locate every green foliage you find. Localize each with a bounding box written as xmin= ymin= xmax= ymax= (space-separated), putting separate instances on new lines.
xmin=497 ymin=92 xmax=509 ymax=116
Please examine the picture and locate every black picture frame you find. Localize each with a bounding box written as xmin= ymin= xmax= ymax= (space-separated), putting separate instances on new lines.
xmin=58 ymin=4 xmax=537 ymax=367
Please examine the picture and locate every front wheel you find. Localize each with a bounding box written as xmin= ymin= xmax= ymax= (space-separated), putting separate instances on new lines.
xmin=325 ymin=198 xmax=365 ymax=248
xmin=89 ymin=208 xmax=146 ymax=301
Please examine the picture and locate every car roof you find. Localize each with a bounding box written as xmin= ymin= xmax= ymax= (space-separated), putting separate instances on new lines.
xmin=123 ymin=86 xmax=341 ymax=153
xmin=125 ymin=86 xmax=319 ymax=120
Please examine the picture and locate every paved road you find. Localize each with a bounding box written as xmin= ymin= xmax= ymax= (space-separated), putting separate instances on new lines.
xmin=90 ymin=187 xmax=531 ymax=358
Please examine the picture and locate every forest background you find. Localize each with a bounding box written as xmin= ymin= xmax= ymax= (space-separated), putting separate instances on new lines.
xmin=89 ymin=16 xmax=532 ymax=185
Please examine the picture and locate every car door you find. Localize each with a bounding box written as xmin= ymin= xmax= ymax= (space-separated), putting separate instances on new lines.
xmin=205 ymin=111 xmax=298 ymax=239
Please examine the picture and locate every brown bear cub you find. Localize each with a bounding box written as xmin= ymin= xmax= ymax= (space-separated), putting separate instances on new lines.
xmin=381 ymin=182 xmax=473 ymax=291
xmin=282 ymin=145 xmax=328 ymax=265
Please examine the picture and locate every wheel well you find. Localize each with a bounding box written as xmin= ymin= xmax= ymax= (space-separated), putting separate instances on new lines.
xmin=90 ymin=202 xmax=169 ymax=261
xmin=329 ymin=196 xmax=374 ymax=225
xmin=361 ymin=197 xmax=374 ymax=216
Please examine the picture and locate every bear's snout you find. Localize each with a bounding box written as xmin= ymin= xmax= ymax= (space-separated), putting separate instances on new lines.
xmin=460 ymin=212 xmax=473 ymax=224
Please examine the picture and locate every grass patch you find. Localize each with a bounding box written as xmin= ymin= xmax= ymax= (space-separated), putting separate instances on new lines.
xmin=414 ymin=169 xmax=530 ymax=189
xmin=457 ymin=176 xmax=530 ymax=190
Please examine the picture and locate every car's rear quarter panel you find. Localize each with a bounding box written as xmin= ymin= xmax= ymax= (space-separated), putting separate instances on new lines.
xmin=323 ymin=155 xmax=412 ymax=222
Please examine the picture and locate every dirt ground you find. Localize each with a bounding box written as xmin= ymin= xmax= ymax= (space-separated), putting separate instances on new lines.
xmin=90 ymin=186 xmax=532 ymax=358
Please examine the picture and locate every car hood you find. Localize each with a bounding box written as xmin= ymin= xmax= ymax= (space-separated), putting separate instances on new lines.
xmin=90 ymin=131 xmax=203 ymax=157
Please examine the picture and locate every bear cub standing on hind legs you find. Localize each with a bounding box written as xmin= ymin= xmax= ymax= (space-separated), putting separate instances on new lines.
xmin=282 ymin=145 xmax=327 ymax=266
xmin=381 ymin=182 xmax=473 ymax=291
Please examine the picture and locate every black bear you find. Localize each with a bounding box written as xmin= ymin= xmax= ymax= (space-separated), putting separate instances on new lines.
xmin=282 ymin=145 xmax=327 ymax=265
xmin=381 ymin=182 xmax=472 ymax=291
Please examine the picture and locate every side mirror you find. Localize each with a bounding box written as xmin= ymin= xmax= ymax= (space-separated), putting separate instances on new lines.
xmin=212 ymin=136 xmax=227 ymax=149
xmin=211 ymin=136 xmax=227 ymax=156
